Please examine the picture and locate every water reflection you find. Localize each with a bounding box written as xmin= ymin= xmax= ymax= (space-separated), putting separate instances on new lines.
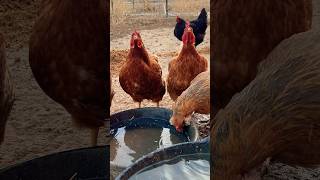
xmin=110 ymin=127 xmax=186 ymax=168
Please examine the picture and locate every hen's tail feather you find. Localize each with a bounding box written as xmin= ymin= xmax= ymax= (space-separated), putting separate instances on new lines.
xmin=198 ymin=8 xmax=207 ymax=21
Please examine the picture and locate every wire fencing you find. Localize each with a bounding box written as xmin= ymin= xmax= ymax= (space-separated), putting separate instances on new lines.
xmin=111 ymin=0 xmax=209 ymax=20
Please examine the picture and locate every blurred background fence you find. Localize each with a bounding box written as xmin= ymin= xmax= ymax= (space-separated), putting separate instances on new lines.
xmin=111 ymin=0 xmax=210 ymax=24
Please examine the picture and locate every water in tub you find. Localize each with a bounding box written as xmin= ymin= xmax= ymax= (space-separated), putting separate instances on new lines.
xmin=129 ymin=154 xmax=210 ymax=180
xmin=110 ymin=127 xmax=187 ymax=178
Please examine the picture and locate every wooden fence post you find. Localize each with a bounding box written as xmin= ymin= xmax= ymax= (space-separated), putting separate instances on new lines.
xmin=111 ymin=0 xmax=113 ymax=13
xmin=166 ymin=0 xmax=168 ymax=17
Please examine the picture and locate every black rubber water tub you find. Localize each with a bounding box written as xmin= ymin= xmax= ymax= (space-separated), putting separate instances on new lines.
xmin=0 ymin=146 xmax=109 ymax=180
xmin=110 ymin=107 xmax=199 ymax=142
xmin=110 ymin=107 xmax=200 ymax=179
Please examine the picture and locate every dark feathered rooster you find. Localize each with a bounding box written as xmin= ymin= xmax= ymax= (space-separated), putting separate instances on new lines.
xmin=0 ymin=33 xmax=14 ymax=144
xmin=211 ymin=29 xmax=320 ymax=180
xmin=29 ymin=0 xmax=108 ymax=146
xmin=174 ymin=8 xmax=208 ymax=47
xmin=211 ymin=0 xmax=312 ymax=117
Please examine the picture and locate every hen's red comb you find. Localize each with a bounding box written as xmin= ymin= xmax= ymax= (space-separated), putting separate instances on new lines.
xmin=133 ymin=30 xmax=139 ymax=35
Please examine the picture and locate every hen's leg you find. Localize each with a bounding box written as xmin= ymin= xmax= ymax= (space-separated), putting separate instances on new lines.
xmin=138 ymin=102 xmax=141 ymax=108
xmin=157 ymin=102 xmax=160 ymax=107
xmin=90 ymin=128 xmax=99 ymax=146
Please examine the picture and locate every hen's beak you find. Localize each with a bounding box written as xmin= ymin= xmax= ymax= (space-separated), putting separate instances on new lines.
xmin=133 ymin=35 xmax=138 ymax=40
xmin=130 ymin=35 xmax=143 ymax=48
xmin=132 ymin=39 xmax=142 ymax=48
xmin=175 ymin=125 xmax=183 ymax=132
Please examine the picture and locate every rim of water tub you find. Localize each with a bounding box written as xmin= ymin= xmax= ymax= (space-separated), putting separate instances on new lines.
xmin=115 ymin=137 xmax=210 ymax=180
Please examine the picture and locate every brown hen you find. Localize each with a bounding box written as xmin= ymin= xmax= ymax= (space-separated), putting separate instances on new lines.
xmin=211 ymin=29 xmax=320 ymax=180
xmin=170 ymin=71 xmax=210 ymax=132
xmin=0 ymin=33 xmax=14 ymax=144
xmin=211 ymin=0 xmax=312 ymax=116
xmin=119 ymin=31 xmax=165 ymax=108
xmin=29 ymin=0 xmax=108 ymax=146
xmin=167 ymin=23 xmax=208 ymax=101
